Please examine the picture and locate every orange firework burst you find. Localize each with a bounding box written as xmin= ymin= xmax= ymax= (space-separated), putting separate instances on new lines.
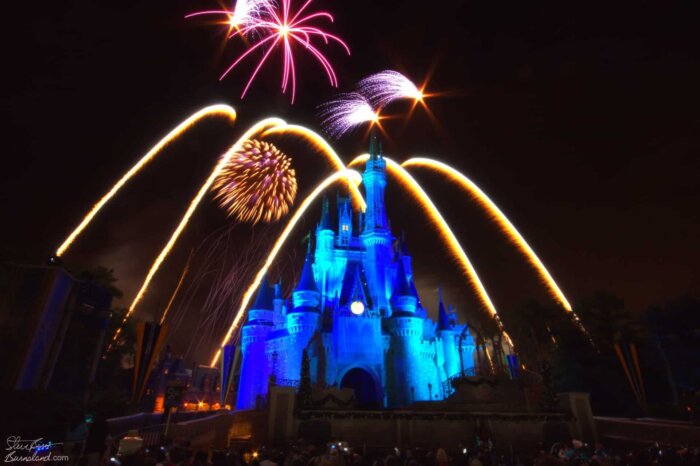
xmin=212 ymin=139 xmax=297 ymax=223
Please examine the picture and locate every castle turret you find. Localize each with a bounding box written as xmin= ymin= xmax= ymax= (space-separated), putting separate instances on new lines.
xmin=390 ymin=258 xmax=417 ymax=314
xmin=387 ymin=259 xmax=425 ymax=406
xmin=286 ymin=250 xmax=322 ymax=383
xmin=236 ymin=277 xmax=275 ymax=410
xmin=436 ymin=289 xmax=460 ymax=380
xmin=292 ymin=247 xmax=321 ymax=311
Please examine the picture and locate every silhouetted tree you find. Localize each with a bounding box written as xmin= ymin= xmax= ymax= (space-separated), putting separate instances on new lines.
xmin=645 ymin=297 xmax=700 ymax=414
xmin=297 ymin=349 xmax=312 ymax=408
xmin=576 ymin=292 xmax=648 ymax=412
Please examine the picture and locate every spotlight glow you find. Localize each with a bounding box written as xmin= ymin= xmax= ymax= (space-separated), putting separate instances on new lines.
xmin=210 ymin=168 xmax=364 ymax=366
xmin=55 ymin=105 xmax=237 ymax=257
xmin=349 ymin=154 xmax=513 ymax=346
xmin=350 ymin=300 xmax=365 ymax=315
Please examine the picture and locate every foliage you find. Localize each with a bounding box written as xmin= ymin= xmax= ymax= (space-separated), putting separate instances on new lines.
xmin=297 ymin=349 xmax=313 ymax=408
xmin=576 ymin=292 xmax=646 ymax=351
xmin=93 ymin=307 xmax=137 ymax=412
xmin=71 ymin=265 xmax=124 ymax=298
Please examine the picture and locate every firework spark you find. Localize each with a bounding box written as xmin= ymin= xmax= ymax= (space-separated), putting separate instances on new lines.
xmin=402 ymin=158 xmax=571 ymax=310
xmin=261 ymin=123 xmax=366 ymax=210
xmin=210 ymin=168 xmax=364 ymax=366
xmin=159 ymin=250 xmax=194 ymax=325
xmin=230 ymin=0 xmax=275 ymax=29
xmin=187 ymin=0 xmax=350 ymax=103
xmin=319 ymin=92 xmax=379 ymax=139
xmin=213 ymin=139 xmax=297 ymax=224
xmin=55 ymin=105 xmax=237 ymax=257
xmin=402 ymin=157 xmax=591 ymax=338
xmin=108 ymin=118 xmax=285 ymax=350
xmin=358 ymin=70 xmax=424 ymax=108
xmin=186 ymin=0 xmax=275 ymax=30
xmin=348 ymin=154 xmax=513 ymax=347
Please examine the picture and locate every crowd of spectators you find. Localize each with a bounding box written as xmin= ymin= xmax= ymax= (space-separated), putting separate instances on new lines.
xmin=99 ymin=437 xmax=699 ymax=466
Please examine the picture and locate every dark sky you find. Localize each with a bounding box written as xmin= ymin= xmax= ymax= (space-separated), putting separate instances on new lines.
xmin=1 ymin=1 xmax=699 ymax=362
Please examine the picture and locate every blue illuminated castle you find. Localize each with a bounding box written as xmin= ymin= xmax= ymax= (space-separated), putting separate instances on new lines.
xmin=236 ymin=136 xmax=477 ymax=409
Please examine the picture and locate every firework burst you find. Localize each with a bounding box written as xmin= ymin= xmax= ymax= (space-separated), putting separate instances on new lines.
xmin=319 ymin=92 xmax=379 ymax=139
xmin=213 ymin=139 xmax=297 ymax=223
xmin=230 ymin=0 xmax=275 ymax=29
xmin=186 ymin=0 xmax=275 ymax=31
xmin=187 ymin=0 xmax=350 ymax=103
xmin=358 ymin=70 xmax=424 ymax=108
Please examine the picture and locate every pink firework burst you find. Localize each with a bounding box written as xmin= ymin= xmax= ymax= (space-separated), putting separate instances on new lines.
xmin=187 ymin=0 xmax=350 ymax=103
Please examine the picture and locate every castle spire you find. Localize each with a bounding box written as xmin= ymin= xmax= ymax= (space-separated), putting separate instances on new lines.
xmin=295 ymin=248 xmax=318 ymax=293
xmin=400 ymin=230 xmax=410 ymax=255
xmin=252 ymin=275 xmax=275 ymax=311
xmin=392 ymin=257 xmax=412 ymax=298
xmin=362 ymin=132 xmax=388 ymax=231
xmin=369 ymin=127 xmax=378 ymax=160
xmin=390 ymin=257 xmax=417 ymax=315
xmin=319 ymin=196 xmax=331 ymax=230
xmin=437 ymin=288 xmax=452 ymax=331
xmin=274 ymin=278 xmax=283 ymax=299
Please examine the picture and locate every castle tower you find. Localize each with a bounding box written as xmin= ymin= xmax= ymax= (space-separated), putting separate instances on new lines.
xmin=272 ymin=280 xmax=285 ymax=326
xmin=286 ymin=250 xmax=322 ymax=382
xmin=361 ymin=131 xmax=394 ymax=314
xmin=387 ymin=259 xmax=424 ymax=406
xmin=338 ymin=195 xmax=352 ymax=247
xmin=436 ymin=289 xmax=460 ymax=380
xmin=236 ymin=277 xmax=275 ymax=410
xmin=314 ymin=198 xmax=335 ymax=309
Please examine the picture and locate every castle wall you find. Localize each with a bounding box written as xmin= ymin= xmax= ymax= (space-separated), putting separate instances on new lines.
xmin=236 ymin=323 xmax=273 ymax=410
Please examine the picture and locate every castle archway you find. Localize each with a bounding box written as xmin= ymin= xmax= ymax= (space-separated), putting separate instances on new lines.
xmin=340 ymin=368 xmax=381 ymax=408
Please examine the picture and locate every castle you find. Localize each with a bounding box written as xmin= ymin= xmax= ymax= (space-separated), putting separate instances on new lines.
xmin=235 ymin=136 xmax=479 ymax=410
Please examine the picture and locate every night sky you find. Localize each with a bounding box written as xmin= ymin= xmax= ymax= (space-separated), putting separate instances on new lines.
xmin=1 ymin=1 xmax=699 ymax=363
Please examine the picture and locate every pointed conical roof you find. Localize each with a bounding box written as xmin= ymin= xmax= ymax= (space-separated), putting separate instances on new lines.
xmin=392 ymin=257 xmax=412 ymax=299
xmin=338 ymin=261 xmax=372 ymax=309
xmin=252 ymin=275 xmax=275 ymax=310
xmin=369 ymin=127 xmax=378 ymax=160
xmin=437 ymin=288 xmax=453 ymax=331
xmin=274 ymin=279 xmax=283 ymax=299
xmin=295 ymin=250 xmax=318 ymax=293
xmin=400 ymin=231 xmax=410 ymax=255
xmin=410 ymin=281 xmax=423 ymax=308
xmin=319 ymin=196 xmax=332 ymax=230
